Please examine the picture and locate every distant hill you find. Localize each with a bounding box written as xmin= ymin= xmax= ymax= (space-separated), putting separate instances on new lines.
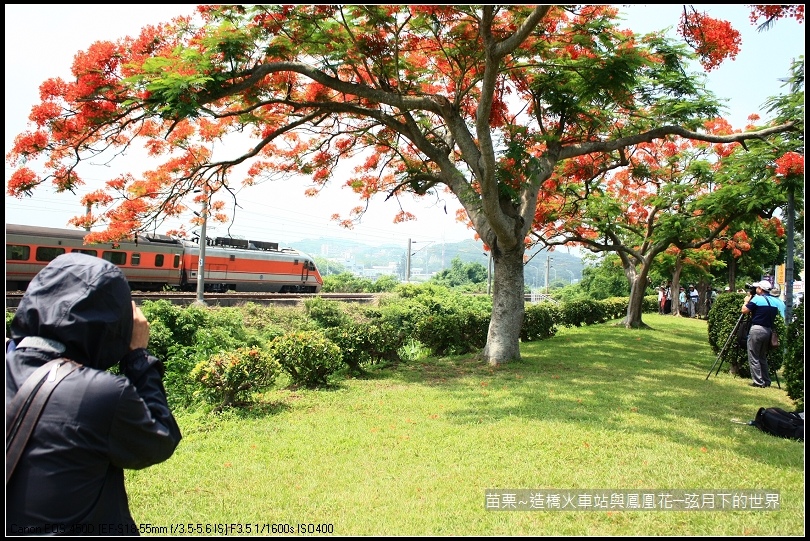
xmin=290 ymin=236 xmax=585 ymax=285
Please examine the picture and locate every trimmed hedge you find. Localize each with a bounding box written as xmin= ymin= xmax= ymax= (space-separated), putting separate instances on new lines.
xmin=9 ymin=286 xmax=801 ymax=411
xmin=782 ymin=300 xmax=804 ymax=410
xmin=268 ymin=330 xmax=343 ymax=388
xmin=707 ymin=292 xmax=787 ymax=379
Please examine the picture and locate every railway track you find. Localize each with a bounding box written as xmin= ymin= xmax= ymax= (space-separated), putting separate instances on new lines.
xmin=5 ymin=292 xmax=376 ymax=310
xmin=7 ymin=291 xmax=540 ymax=311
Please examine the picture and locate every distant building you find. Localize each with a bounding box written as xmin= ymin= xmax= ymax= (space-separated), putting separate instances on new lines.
xmin=362 ymin=263 xmax=399 ymax=280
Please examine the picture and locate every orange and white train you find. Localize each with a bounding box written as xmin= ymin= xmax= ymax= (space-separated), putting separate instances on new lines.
xmin=5 ymin=224 xmax=323 ymax=294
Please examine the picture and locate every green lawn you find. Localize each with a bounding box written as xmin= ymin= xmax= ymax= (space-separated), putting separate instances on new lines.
xmin=127 ymin=314 xmax=804 ymax=536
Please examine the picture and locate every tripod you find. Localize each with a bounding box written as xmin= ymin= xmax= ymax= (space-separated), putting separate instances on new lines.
xmin=706 ymin=314 xmax=746 ymax=379
xmin=706 ymin=313 xmax=781 ymax=389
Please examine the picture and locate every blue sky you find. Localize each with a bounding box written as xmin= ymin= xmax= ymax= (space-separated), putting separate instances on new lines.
xmin=4 ymin=5 xmax=804 ymax=246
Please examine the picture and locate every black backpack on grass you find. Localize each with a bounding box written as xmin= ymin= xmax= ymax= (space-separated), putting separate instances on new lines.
xmin=752 ymin=407 xmax=804 ymax=441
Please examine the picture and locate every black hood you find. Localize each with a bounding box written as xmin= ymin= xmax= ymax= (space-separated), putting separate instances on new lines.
xmin=11 ymin=252 xmax=134 ymax=370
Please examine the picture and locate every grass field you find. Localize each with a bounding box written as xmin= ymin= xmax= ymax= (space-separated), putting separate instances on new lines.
xmin=126 ymin=314 xmax=804 ymax=536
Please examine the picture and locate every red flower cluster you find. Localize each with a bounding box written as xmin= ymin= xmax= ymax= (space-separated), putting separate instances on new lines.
xmin=774 ymin=152 xmax=804 ymax=177
xmin=678 ymin=11 xmax=742 ymax=72
xmin=749 ymin=5 xmax=805 ymax=25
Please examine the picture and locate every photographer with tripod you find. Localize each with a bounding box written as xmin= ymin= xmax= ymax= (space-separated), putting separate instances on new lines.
xmin=741 ymin=280 xmax=786 ymax=388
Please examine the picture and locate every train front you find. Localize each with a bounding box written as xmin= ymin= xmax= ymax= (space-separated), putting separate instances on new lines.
xmin=295 ymin=248 xmax=323 ymax=293
xmin=309 ymin=258 xmax=324 ymax=293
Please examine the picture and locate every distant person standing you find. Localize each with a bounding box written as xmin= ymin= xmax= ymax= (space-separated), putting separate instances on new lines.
xmin=706 ymin=288 xmax=717 ymax=312
xmin=658 ymin=286 xmax=666 ymax=314
xmin=688 ymin=285 xmax=699 ymax=318
xmin=741 ymin=280 xmax=786 ymax=388
xmin=679 ymin=287 xmax=687 ymax=316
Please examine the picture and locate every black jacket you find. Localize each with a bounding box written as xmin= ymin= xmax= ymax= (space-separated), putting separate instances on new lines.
xmin=6 ymin=253 xmax=182 ymax=535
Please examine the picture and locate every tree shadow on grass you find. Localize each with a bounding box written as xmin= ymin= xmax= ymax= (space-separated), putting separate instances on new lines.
xmin=361 ymin=318 xmax=803 ymax=470
xmin=216 ymin=399 xmax=292 ymax=420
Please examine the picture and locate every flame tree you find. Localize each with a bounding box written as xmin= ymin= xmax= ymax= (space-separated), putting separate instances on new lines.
xmin=532 ymin=100 xmax=802 ymax=327
xmin=6 ymin=5 xmax=800 ymax=363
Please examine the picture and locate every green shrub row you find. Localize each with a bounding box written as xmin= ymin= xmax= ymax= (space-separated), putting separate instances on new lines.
xmin=7 ymin=288 xmax=801 ymax=411
xmin=135 ymin=288 xmax=659 ymax=409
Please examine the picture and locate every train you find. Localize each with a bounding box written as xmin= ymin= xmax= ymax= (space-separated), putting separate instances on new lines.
xmin=5 ymin=224 xmax=323 ymax=294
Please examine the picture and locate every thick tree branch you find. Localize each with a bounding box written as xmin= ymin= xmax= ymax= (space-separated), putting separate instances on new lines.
xmin=559 ymin=123 xmax=797 ymax=160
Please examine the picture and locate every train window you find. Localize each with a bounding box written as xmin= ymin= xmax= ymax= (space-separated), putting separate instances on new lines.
xmin=308 ymin=261 xmax=316 ymax=271
xmin=35 ymin=246 xmax=66 ymax=262
xmin=173 ymin=254 xmax=180 ymax=268
xmin=294 ymin=259 xmax=299 ymax=266
xmin=7 ymin=245 xmax=30 ymax=261
xmin=230 ymin=255 xmax=235 ymax=262
xmin=72 ymin=249 xmax=98 ymax=257
xmin=155 ymin=254 xmax=164 ymax=267
xmin=131 ymin=253 xmax=141 ymax=266
xmin=102 ymin=251 xmax=127 ymax=265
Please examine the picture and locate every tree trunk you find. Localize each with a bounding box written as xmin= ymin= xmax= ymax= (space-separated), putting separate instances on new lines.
xmin=728 ymin=257 xmax=738 ymax=292
xmin=481 ymin=247 xmax=525 ymax=365
xmin=670 ymin=258 xmax=684 ymax=316
xmin=621 ymin=273 xmax=649 ymax=328
xmin=696 ymin=280 xmax=709 ymax=317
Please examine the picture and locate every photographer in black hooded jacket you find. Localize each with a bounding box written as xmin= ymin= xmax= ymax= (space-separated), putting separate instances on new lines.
xmin=6 ymin=253 xmax=182 ymax=535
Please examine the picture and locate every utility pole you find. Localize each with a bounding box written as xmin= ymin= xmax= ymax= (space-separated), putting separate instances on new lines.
xmin=441 ymin=238 xmax=445 ymax=272
xmin=545 ymin=255 xmax=553 ymax=294
xmin=564 ymin=268 xmax=575 ymax=284
xmin=407 ymin=239 xmax=433 ymax=283
xmin=406 ymin=238 xmax=412 ymax=283
xmin=194 ymin=191 xmax=208 ymax=306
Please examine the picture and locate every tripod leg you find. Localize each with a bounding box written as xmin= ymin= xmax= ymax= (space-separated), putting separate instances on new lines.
xmin=708 ymin=345 xmax=727 ymax=380
xmin=707 ymin=314 xmax=744 ymax=380
xmin=714 ymin=355 xmax=726 ymax=377
xmin=707 ymin=332 xmax=732 ymax=379
xmin=714 ymin=321 xmax=741 ymax=377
